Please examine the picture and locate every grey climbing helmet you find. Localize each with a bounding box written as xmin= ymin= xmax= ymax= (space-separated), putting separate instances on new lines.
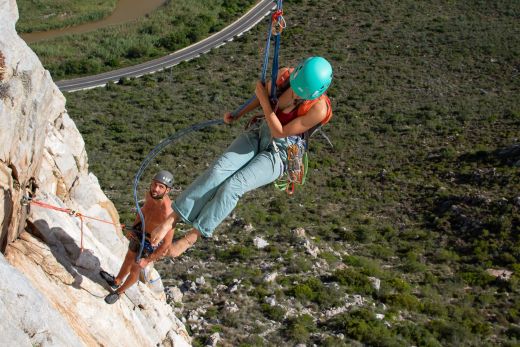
xmin=152 ymin=170 xmax=174 ymax=188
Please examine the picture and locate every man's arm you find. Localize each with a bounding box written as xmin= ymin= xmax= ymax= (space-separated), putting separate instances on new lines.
xmin=150 ymin=212 xmax=177 ymax=246
xmin=139 ymin=228 xmax=174 ymax=267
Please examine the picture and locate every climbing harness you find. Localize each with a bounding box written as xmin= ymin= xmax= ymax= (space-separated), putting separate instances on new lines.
xmin=133 ymin=1 xmax=286 ymax=260
xmin=274 ymin=136 xmax=309 ymax=195
xmin=125 ymin=224 xmax=162 ymax=258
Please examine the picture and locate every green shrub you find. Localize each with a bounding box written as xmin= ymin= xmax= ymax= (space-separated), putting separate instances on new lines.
xmin=260 ymin=304 xmax=285 ymax=322
xmin=325 ymin=309 xmax=402 ymax=347
xmin=383 ymin=292 xmax=422 ymax=311
xmin=216 ymin=245 xmax=255 ymax=261
xmin=396 ymin=322 xmax=442 ymax=347
xmin=283 ymin=314 xmax=316 ymax=343
xmin=459 ymin=269 xmax=495 ymax=287
xmin=287 ymin=256 xmax=313 ymax=273
xmin=320 ymin=251 xmax=341 ymax=265
xmin=330 ymin=268 xmax=375 ymax=295
xmin=343 ymin=255 xmax=384 ymax=277
xmin=353 ymin=225 xmax=379 ymax=242
xmin=292 ymin=283 xmax=315 ymax=302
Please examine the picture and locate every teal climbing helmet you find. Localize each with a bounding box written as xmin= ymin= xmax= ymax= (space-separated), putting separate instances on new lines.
xmin=290 ymin=56 xmax=333 ymax=100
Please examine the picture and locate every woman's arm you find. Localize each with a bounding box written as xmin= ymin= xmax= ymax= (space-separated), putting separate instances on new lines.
xmin=223 ymin=97 xmax=261 ymax=124
xmin=255 ymin=81 xmax=327 ymax=138
xmin=224 ymin=67 xmax=292 ymax=124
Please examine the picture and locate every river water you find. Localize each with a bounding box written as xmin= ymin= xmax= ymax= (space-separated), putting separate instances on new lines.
xmin=21 ymin=0 xmax=166 ymax=43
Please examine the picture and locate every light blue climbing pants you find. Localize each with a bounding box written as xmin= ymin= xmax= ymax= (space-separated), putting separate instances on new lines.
xmin=173 ymin=121 xmax=288 ymax=237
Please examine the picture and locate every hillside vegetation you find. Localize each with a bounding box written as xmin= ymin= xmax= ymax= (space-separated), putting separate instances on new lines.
xmin=16 ymin=0 xmax=117 ymax=33
xmin=25 ymin=0 xmax=255 ymax=78
xmin=65 ymin=0 xmax=520 ymax=345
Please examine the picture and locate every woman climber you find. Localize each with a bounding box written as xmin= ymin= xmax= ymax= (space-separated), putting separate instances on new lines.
xmin=150 ymin=56 xmax=333 ymax=257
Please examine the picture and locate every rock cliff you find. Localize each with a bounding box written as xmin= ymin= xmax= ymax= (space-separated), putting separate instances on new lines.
xmin=0 ymin=0 xmax=190 ymax=345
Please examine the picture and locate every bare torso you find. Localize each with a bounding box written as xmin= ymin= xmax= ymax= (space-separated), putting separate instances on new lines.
xmin=139 ymin=193 xmax=173 ymax=233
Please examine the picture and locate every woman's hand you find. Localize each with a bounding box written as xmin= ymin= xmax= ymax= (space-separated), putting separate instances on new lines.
xmin=223 ymin=112 xmax=235 ymax=124
xmin=255 ymin=81 xmax=270 ymax=107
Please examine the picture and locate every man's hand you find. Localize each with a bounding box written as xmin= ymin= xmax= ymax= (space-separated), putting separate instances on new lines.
xmin=151 ymin=225 xmax=169 ymax=246
xmin=138 ymin=257 xmax=150 ymax=269
xmin=151 ymin=212 xmax=176 ymax=246
xmin=223 ymin=112 xmax=235 ymax=124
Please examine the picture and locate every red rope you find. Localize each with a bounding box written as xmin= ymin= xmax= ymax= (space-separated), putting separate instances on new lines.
xmin=30 ymin=199 xmax=120 ymax=252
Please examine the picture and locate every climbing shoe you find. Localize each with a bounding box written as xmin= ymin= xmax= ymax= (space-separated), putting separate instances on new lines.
xmin=99 ymin=270 xmax=119 ymax=289
xmin=104 ymin=292 xmax=120 ymax=305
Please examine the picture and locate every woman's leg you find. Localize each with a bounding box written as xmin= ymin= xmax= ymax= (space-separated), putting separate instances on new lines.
xmin=173 ymin=131 xmax=259 ymax=224
xmin=193 ymin=149 xmax=284 ymax=236
xmin=168 ymin=228 xmax=201 ymax=258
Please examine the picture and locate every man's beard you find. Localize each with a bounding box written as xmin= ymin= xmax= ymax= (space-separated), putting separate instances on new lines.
xmin=150 ymin=189 xmax=165 ymax=200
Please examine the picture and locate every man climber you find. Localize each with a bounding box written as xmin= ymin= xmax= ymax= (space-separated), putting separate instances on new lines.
xmin=100 ymin=170 xmax=175 ymax=304
xmin=150 ymin=56 xmax=333 ymax=261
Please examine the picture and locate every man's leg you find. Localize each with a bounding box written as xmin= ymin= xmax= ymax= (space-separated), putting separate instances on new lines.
xmin=168 ymin=228 xmax=201 ymax=258
xmin=116 ymin=262 xmax=141 ymax=294
xmin=113 ymin=250 xmax=137 ymax=286
xmin=105 ymin=260 xmax=141 ymax=304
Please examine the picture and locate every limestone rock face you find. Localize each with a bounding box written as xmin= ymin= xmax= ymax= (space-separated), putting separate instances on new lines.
xmin=0 ymin=0 xmax=190 ymax=345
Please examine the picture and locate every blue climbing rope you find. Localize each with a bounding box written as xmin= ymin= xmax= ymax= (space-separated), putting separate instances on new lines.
xmin=133 ymin=119 xmax=224 ymax=260
xmin=133 ymin=1 xmax=285 ymax=260
xmin=232 ymin=0 xmax=284 ymax=118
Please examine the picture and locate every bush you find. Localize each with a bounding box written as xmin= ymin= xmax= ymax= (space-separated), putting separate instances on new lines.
xmin=396 ymin=322 xmax=442 ymax=347
xmin=287 ymin=255 xmax=313 ymax=273
xmin=330 ymin=268 xmax=375 ymax=295
xmin=217 ymin=245 xmax=255 ymax=261
xmin=383 ymin=292 xmax=422 ymax=311
xmin=125 ymin=44 xmax=151 ymax=59
xmin=260 ymin=304 xmax=285 ymax=322
xmin=325 ymin=309 xmax=401 ymax=347
xmin=283 ymin=314 xmax=316 ymax=343
xmin=288 ymin=277 xmax=341 ymax=308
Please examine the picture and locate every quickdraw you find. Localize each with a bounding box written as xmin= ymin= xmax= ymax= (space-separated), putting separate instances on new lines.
xmin=271 ymin=9 xmax=286 ymax=35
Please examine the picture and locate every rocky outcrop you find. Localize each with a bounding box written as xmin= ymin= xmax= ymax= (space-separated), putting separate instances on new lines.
xmin=0 ymin=0 xmax=190 ymax=345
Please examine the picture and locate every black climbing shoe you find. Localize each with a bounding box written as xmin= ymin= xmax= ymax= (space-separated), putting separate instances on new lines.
xmin=100 ymin=270 xmax=119 ymax=289
xmin=104 ymin=292 xmax=120 ymax=304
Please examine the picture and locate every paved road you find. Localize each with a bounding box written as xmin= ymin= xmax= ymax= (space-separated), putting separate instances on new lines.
xmin=56 ymin=0 xmax=276 ymax=92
